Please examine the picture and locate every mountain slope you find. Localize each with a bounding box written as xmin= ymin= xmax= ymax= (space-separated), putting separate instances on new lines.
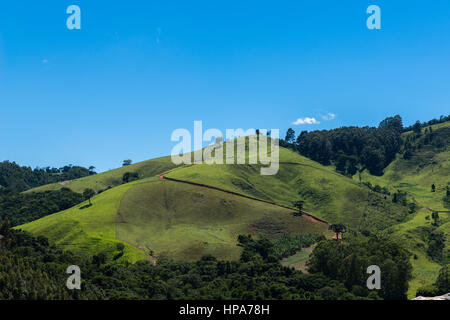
xmin=355 ymin=121 xmax=450 ymax=297
xmin=17 ymin=142 xmax=410 ymax=263
xmin=165 ymin=147 xmax=409 ymax=231
xmin=18 ymin=176 xmax=327 ymax=262
xmin=25 ymin=156 xmax=178 ymax=194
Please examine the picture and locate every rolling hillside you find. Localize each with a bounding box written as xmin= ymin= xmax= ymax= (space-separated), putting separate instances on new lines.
xmin=16 ymin=126 xmax=448 ymax=297
xmin=19 ymin=176 xmax=327 ymax=262
xmin=165 ymin=147 xmax=410 ymax=231
xmin=25 ymin=156 xmax=178 ymax=194
xmin=356 ymin=121 xmax=450 ymax=297
xmin=18 ymin=141 xmax=408 ymax=263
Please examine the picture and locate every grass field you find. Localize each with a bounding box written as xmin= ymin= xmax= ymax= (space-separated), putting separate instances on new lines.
xmin=116 ymin=179 xmax=326 ymax=261
xmin=281 ymin=245 xmax=315 ymax=273
xmin=18 ymin=175 xmax=327 ymax=262
xmin=389 ymin=208 xmax=449 ymax=297
xmin=18 ymin=181 xmax=147 ymax=263
xmin=166 ymin=148 xmax=409 ymax=231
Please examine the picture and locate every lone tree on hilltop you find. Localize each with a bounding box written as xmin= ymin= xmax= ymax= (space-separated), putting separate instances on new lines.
xmin=83 ymin=188 xmax=96 ymax=205
xmin=122 ymin=159 xmax=132 ymax=166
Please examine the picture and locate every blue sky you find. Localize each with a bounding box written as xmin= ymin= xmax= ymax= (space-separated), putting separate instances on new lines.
xmin=0 ymin=1 xmax=449 ymax=172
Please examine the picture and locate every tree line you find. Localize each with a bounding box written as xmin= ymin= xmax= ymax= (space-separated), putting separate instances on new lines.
xmin=0 ymin=161 xmax=95 ymax=195
xmin=283 ymin=115 xmax=404 ymax=176
xmin=283 ymin=114 xmax=449 ymax=176
xmin=0 ymin=219 xmax=425 ymax=300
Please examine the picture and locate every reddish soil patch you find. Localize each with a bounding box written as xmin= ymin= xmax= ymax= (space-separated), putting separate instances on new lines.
xmin=58 ymin=180 xmax=71 ymax=186
xmin=302 ymin=213 xmax=328 ymax=226
xmin=332 ymin=232 xmax=343 ymax=240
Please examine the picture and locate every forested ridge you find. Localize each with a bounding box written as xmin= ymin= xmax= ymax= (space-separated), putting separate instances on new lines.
xmin=0 ymin=188 xmax=85 ymax=226
xmin=0 ymin=161 xmax=95 ymax=195
xmin=282 ymin=114 xmax=450 ymax=176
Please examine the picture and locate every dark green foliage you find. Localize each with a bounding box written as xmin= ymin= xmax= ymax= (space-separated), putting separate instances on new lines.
xmin=0 ymin=188 xmax=84 ymax=226
xmin=402 ymin=114 xmax=449 ymax=132
xmin=285 ymin=128 xmax=296 ymax=144
xmin=412 ymin=121 xmax=422 ymax=135
xmin=0 ymin=161 xmax=94 ymax=195
xmin=443 ymin=186 xmax=450 ymax=209
xmin=307 ymin=236 xmax=413 ymax=300
xmin=434 ymin=265 xmax=450 ymax=294
xmin=0 ymin=229 xmax=372 ymax=300
xmin=271 ymin=234 xmax=318 ymax=258
xmin=289 ymin=115 xmax=403 ymax=175
xmin=83 ymin=189 xmax=96 ymax=205
xmin=122 ymin=160 xmax=132 ymax=166
xmin=392 ymin=190 xmax=408 ymax=206
xmin=416 ymin=285 xmax=440 ymax=297
xmin=292 ymin=199 xmax=304 ymax=216
xmin=328 ymin=224 xmax=346 ymax=240
xmin=122 ymin=172 xmax=139 ymax=184
xmin=427 ymin=232 xmax=445 ymax=262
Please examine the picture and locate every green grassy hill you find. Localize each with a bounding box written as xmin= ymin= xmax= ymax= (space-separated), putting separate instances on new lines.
xmin=25 ymin=156 xmax=178 ymax=194
xmin=18 ymin=141 xmax=409 ymax=262
xmin=355 ymin=121 xmax=450 ymax=297
xmin=17 ymin=131 xmax=444 ymax=295
xmin=18 ymin=176 xmax=327 ymax=262
xmin=166 ymin=147 xmax=409 ymax=231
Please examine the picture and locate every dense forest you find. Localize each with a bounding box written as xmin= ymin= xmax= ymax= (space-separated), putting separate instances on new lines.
xmin=0 ymin=188 xmax=85 ymax=226
xmin=2 ymin=220 xmax=440 ymax=300
xmin=0 ymin=161 xmax=95 ymax=195
xmin=282 ymin=114 xmax=450 ymax=176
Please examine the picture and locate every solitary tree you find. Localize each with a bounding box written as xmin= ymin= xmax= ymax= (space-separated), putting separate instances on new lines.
xmin=285 ymin=128 xmax=296 ymax=144
xmin=122 ymin=159 xmax=132 ymax=166
xmin=292 ymin=200 xmax=304 ymax=216
xmin=443 ymin=187 xmax=450 ymax=209
xmin=329 ymin=223 xmax=346 ymax=241
xmin=431 ymin=212 xmax=440 ymax=226
xmin=83 ymin=188 xmax=96 ymax=205
xmin=431 ymin=184 xmax=436 ymax=192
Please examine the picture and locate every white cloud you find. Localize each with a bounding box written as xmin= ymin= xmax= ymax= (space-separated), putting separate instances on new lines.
xmin=320 ymin=112 xmax=336 ymax=121
xmin=292 ymin=117 xmax=320 ymax=125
